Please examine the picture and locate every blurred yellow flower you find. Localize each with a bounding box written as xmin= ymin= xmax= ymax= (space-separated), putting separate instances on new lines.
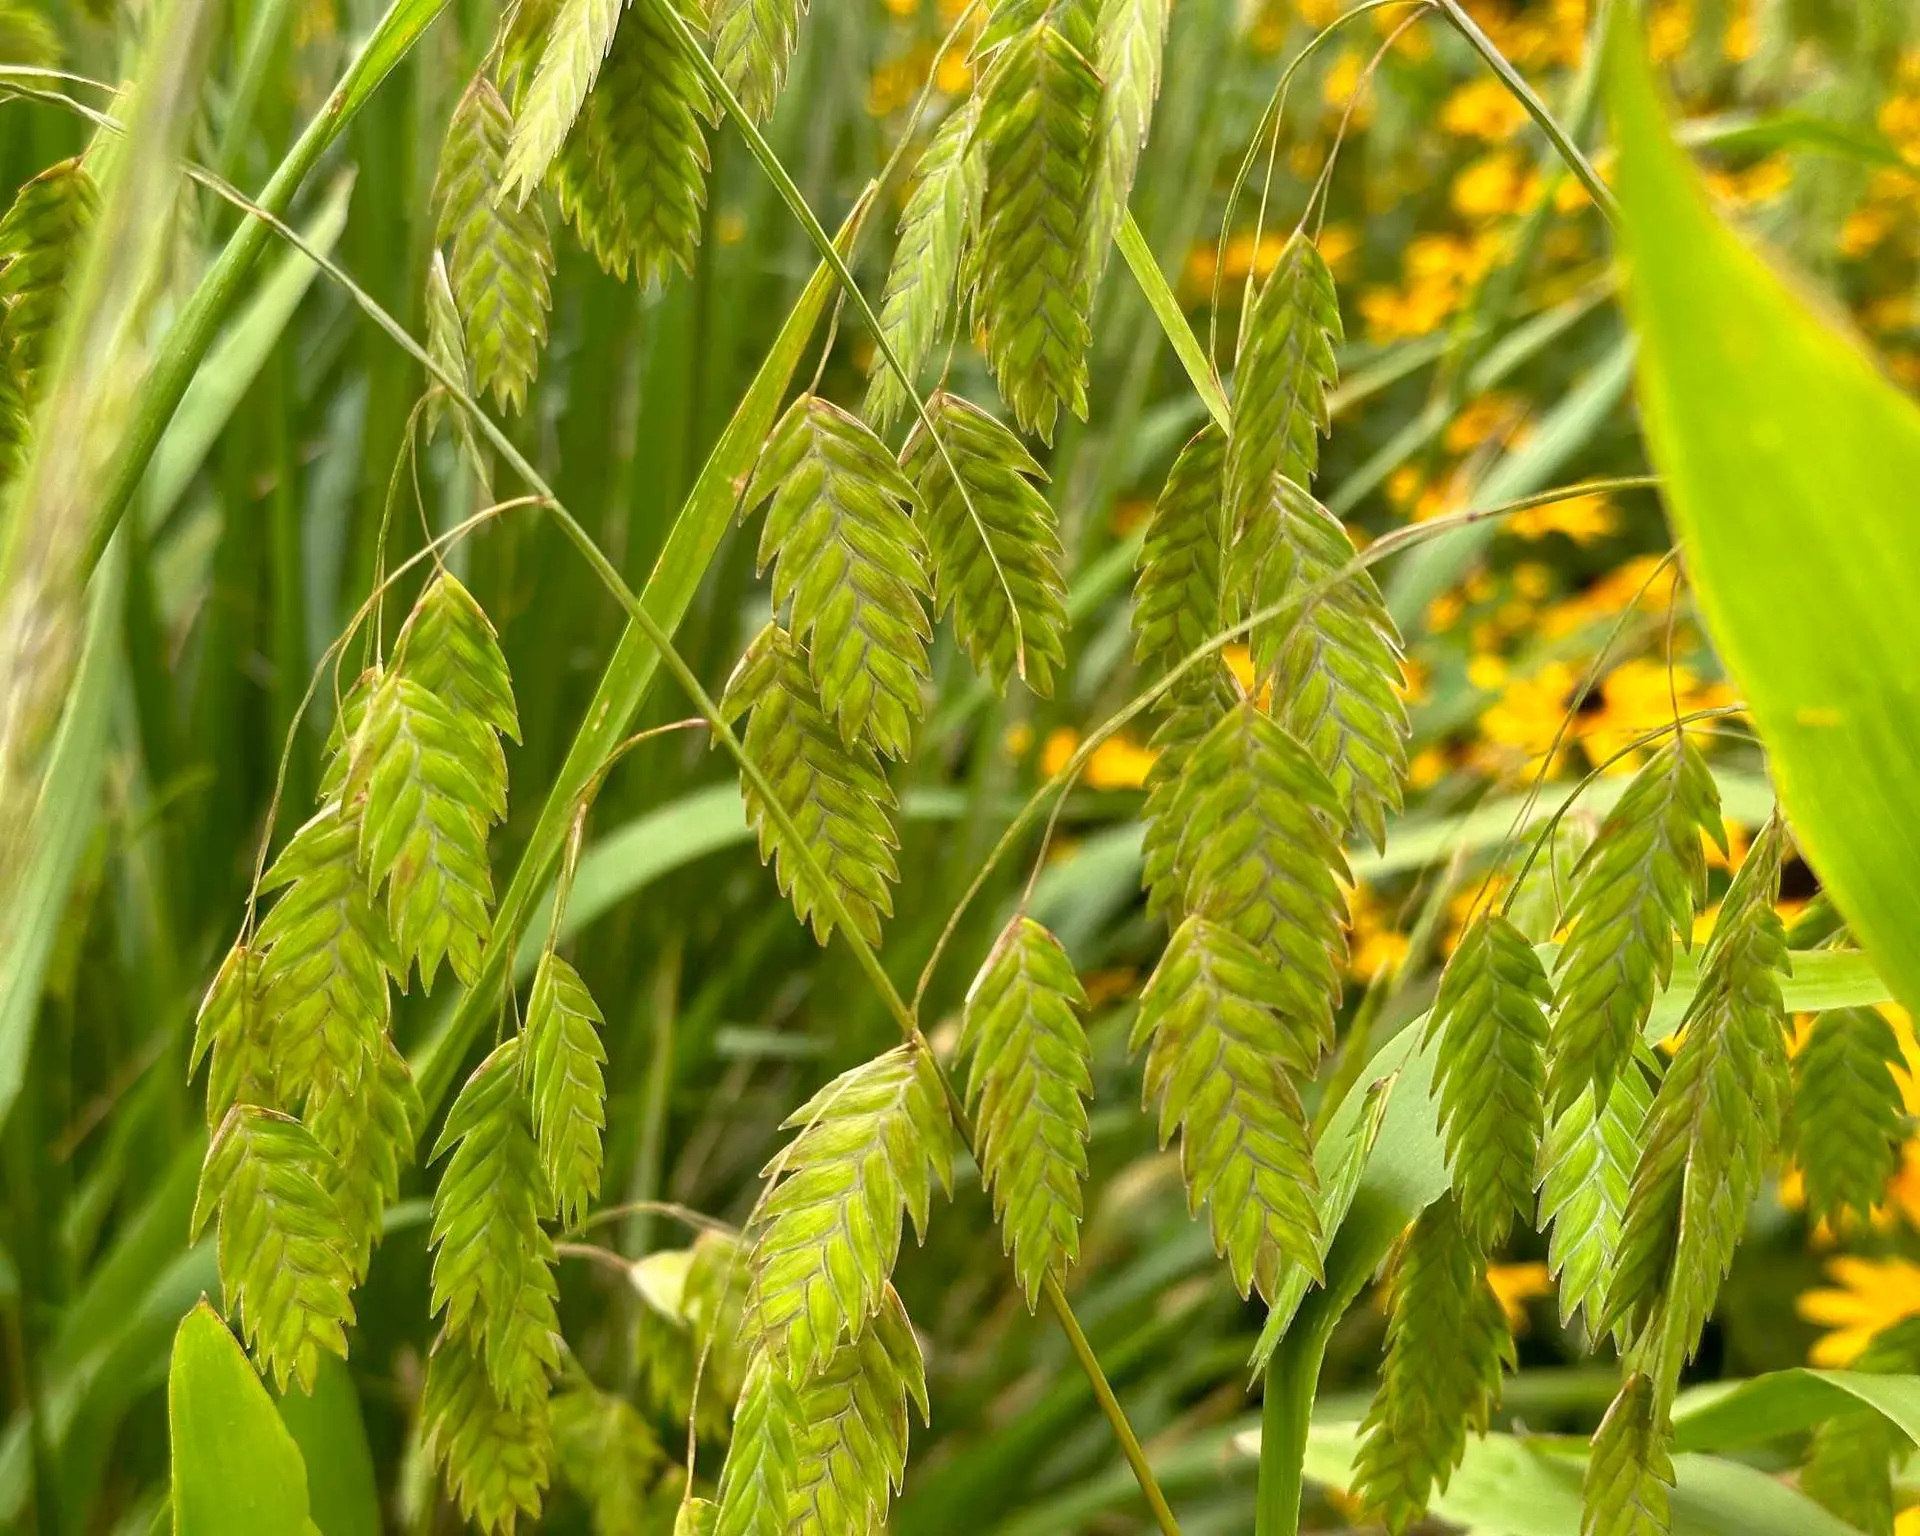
xmin=1408 ymin=744 xmax=1450 ymax=790
xmin=1508 ymin=492 xmax=1616 ymax=544
xmin=1345 ymin=882 xmax=1409 ymax=982
xmin=935 ymin=48 xmax=971 ymax=94
xmin=1452 ymin=152 xmax=1541 ymax=222
xmin=1487 ymin=1261 xmax=1553 ymax=1332
xmin=1799 ymin=1256 xmax=1920 ymax=1366
xmin=1444 ymin=392 xmax=1524 ymax=453
xmin=1085 ymin=734 xmax=1159 ymax=790
xmin=1322 ymin=49 xmax=1372 ymax=125
xmin=1476 ymin=660 xmax=1579 ymax=773
xmin=1578 ymin=659 xmax=1736 ymax=774
xmin=1040 ymin=726 xmax=1078 ymax=778
xmin=1440 ymin=77 xmax=1530 ymax=141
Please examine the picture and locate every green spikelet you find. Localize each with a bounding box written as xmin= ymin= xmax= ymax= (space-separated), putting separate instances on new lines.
xmin=0 ymin=1 xmax=61 ymax=67
xmin=254 ymin=800 xmax=396 ymax=1103
xmin=959 ymin=916 xmax=1092 ymax=1305
xmin=1239 ymin=476 xmax=1408 ymax=849
xmin=1581 ymin=1374 xmax=1674 ymax=1536
xmin=1427 ymin=910 xmax=1549 ymax=1250
xmin=1223 ymin=232 xmax=1339 ymax=535
xmin=1537 ymin=1059 xmax=1652 ymax=1348
xmin=901 ymin=391 xmax=1070 ymax=696
xmin=552 ymin=0 xmax=713 ymax=285
xmin=551 ymin=1384 xmax=664 ymax=1536
xmin=864 ymin=99 xmax=982 ymax=432
xmin=499 ymin=0 xmax=560 ymax=96
xmin=393 ymin=570 xmax=522 ymax=747
xmin=713 ymin=1351 xmax=802 ymax=1536
xmin=429 ymin=1039 xmax=562 ymax=1414
xmin=423 ymin=1332 xmax=553 ymax=1534
xmin=786 ymin=1288 xmax=927 ymax=1536
xmin=191 ymin=1106 xmax=358 ymax=1392
xmin=634 ymin=1230 xmax=751 ymax=1440
xmin=745 ymin=395 xmax=933 ymax=759
xmin=0 ymin=157 xmax=98 ymax=391
xmin=1138 ymin=663 xmax=1236 ymax=921
xmin=346 ymin=627 xmax=506 ymax=990
xmin=677 ymin=1498 xmax=720 ymax=1536
xmin=1799 ymin=1315 xmax=1920 ymax=1536
xmin=718 ymin=622 xmax=901 ymax=946
xmin=1604 ymin=815 xmax=1791 ymax=1398
xmin=1353 ymin=1196 xmax=1513 ymax=1533
xmin=1131 ymin=423 xmax=1226 ymax=692
xmin=433 ymin=76 xmax=554 ymax=414
xmin=189 ymin=940 xmax=273 ymax=1126
xmin=0 ymin=348 xmax=27 ymax=487
xmin=1791 ymin=1005 xmax=1906 ymax=1228
xmin=971 ymin=19 xmax=1099 ymax=442
xmin=306 ymin=1036 xmax=422 ymax=1279
xmin=522 ymin=951 xmax=608 ymax=1228
xmin=500 ymin=0 xmax=620 ymax=197
xmin=1547 ymin=733 xmax=1723 ymax=1113
xmin=1167 ymin=698 xmax=1350 ymax=1000
xmin=1080 ymin=0 xmax=1166 ymax=292
xmin=742 ymin=1044 xmax=953 ymax=1384
xmin=710 ymin=0 xmax=808 ymax=121
xmin=424 ymin=249 xmax=483 ymax=467
xmin=1132 ymin=916 xmax=1323 ymax=1298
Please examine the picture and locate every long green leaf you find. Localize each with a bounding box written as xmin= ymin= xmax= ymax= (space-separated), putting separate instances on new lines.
xmin=1671 ymin=1367 xmax=1920 ymax=1454
xmin=1607 ymin=14 xmax=1920 ymax=1022
xmin=275 ymin=1357 xmax=379 ymax=1536
xmin=168 ymin=1302 xmax=318 ymax=1535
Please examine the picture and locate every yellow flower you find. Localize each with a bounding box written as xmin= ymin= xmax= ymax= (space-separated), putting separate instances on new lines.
xmin=935 ymin=48 xmax=971 ymax=94
xmin=1508 ymin=492 xmax=1617 ymax=544
xmin=1894 ymin=1507 xmax=1920 ymax=1536
xmin=1322 ymin=49 xmax=1372 ymax=125
xmin=1039 ymin=726 xmax=1078 ymax=778
xmin=1722 ymin=0 xmax=1756 ymax=62
xmin=1799 ymin=1256 xmax=1920 ymax=1366
xmin=1647 ymin=0 xmax=1691 ymax=65
xmin=1345 ymin=882 xmax=1409 ymax=983
xmin=883 ymin=0 xmax=916 ymax=15
xmin=1426 ymin=590 xmax=1466 ymax=634
xmin=1452 ymin=152 xmax=1541 ymax=222
xmin=1443 ymin=392 xmax=1524 ymax=454
xmin=1003 ymin=721 xmax=1035 ymax=759
xmin=1578 ymin=659 xmax=1736 ymax=774
xmin=1085 ymin=734 xmax=1159 ymax=791
xmin=1224 ymin=644 xmax=1256 ymax=694
xmin=1440 ymin=77 xmax=1531 ymax=141
xmin=1476 ymin=661 xmax=1579 ymax=773
xmin=1408 ymin=744 xmax=1450 ymax=790
xmin=1466 ymin=653 xmax=1509 ymax=692
xmin=1487 ymin=1261 xmax=1554 ymax=1332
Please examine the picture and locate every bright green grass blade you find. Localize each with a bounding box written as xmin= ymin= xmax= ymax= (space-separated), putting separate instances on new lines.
xmin=275 ymin=1357 xmax=379 ymax=1536
xmin=1671 ymin=1368 xmax=1920 ymax=1454
xmin=1607 ymin=15 xmax=1920 ymax=1022
xmin=168 ymin=1302 xmax=318 ymax=1535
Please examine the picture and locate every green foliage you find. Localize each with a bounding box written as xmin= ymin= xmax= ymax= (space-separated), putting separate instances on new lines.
xmin=1223 ymin=232 xmax=1338 ymax=537
xmin=1427 ymin=910 xmax=1549 ymax=1250
xmin=1791 ymin=1005 xmax=1906 ymax=1228
xmin=1131 ymin=423 xmax=1225 ymax=691
xmin=1799 ymin=1316 xmax=1920 ymax=1536
xmin=1081 ymin=0 xmax=1166 ymax=290
xmin=422 ymin=1334 xmax=553 ymax=1535
xmin=865 ymin=99 xmax=982 ymax=431
xmin=191 ymin=1106 xmax=358 ymax=1393
xmin=901 ymin=390 xmax=1069 ymax=695
xmin=1354 ymin=1195 xmax=1512 ymax=1533
xmin=551 ymin=0 xmax=713 ymax=285
xmin=1537 ymin=1059 xmax=1652 ymax=1348
xmin=971 ymin=18 xmax=1098 ymax=441
xmin=719 ymin=621 xmax=901 ymax=946
xmin=433 ymin=76 xmax=553 ymax=413
xmin=522 ymin=951 xmax=608 ymax=1228
xmin=634 ymin=1231 xmax=751 ymax=1440
xmin=1240 ymin=475 xmax=1408 ymax=849
xmin=710 ymin=0 xmax=808 ymax=122
xmin=1133 ymin=916 xmax=1322 ymax=1298
xmin=0 ymin=156 xmax=97 ymax=391
xmin=551 ymin=1383 xmax=664 ymax=1536
xmin=742 ymin=1044 xmax=952 ymax=1383
xmin=1605 ymin=816 xmax=1791 ymax=1400
xmin=959 ymin=915 xmax=1092 ymax=1305
xmin=1548 ymin=733 xmax=1724 ymax=1113
xmin=429 ymin=1039 xmax=562 ymax=1415
xmin=1582 ymin=1373 xmax=1674 ymax=1536
xmin=0 ymin=0 xmax=59 ymax=65
xmin=745 ymin=394 xmax=933 ymax=758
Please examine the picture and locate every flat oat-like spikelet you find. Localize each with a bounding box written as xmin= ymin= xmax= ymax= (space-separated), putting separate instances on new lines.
xmin=429 ymin=1039 xmax=562 ymax=1416
xmin=191 ymin=1105 xmax=359 ymax=1392
xmin=433 ymin=76 xmax=554 ymax=414
xmin=552 ymin=0 xmax=713 ymax=286
xmin=1354 ymin=1196 xmax=1513 ymax=1533
xmin=971 ymin=18 xmax=1099 ymax=442
xmin=864 ymin=99 xmax=983 ymax=432
xmin=744 ymin=395 xmax=933 ymax=759
xmin=741 ymin=1044 xmax=952 ymax=1383
xmin=719 ymin=621 xmax=903 ymax=946
xmin=710 ymin=0 xmax=809 ymax=122
xmin=960 ymin=916 xmax=1093 ymax=1305
xmin=901 ymin=390 xmax=1069 ymax=696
